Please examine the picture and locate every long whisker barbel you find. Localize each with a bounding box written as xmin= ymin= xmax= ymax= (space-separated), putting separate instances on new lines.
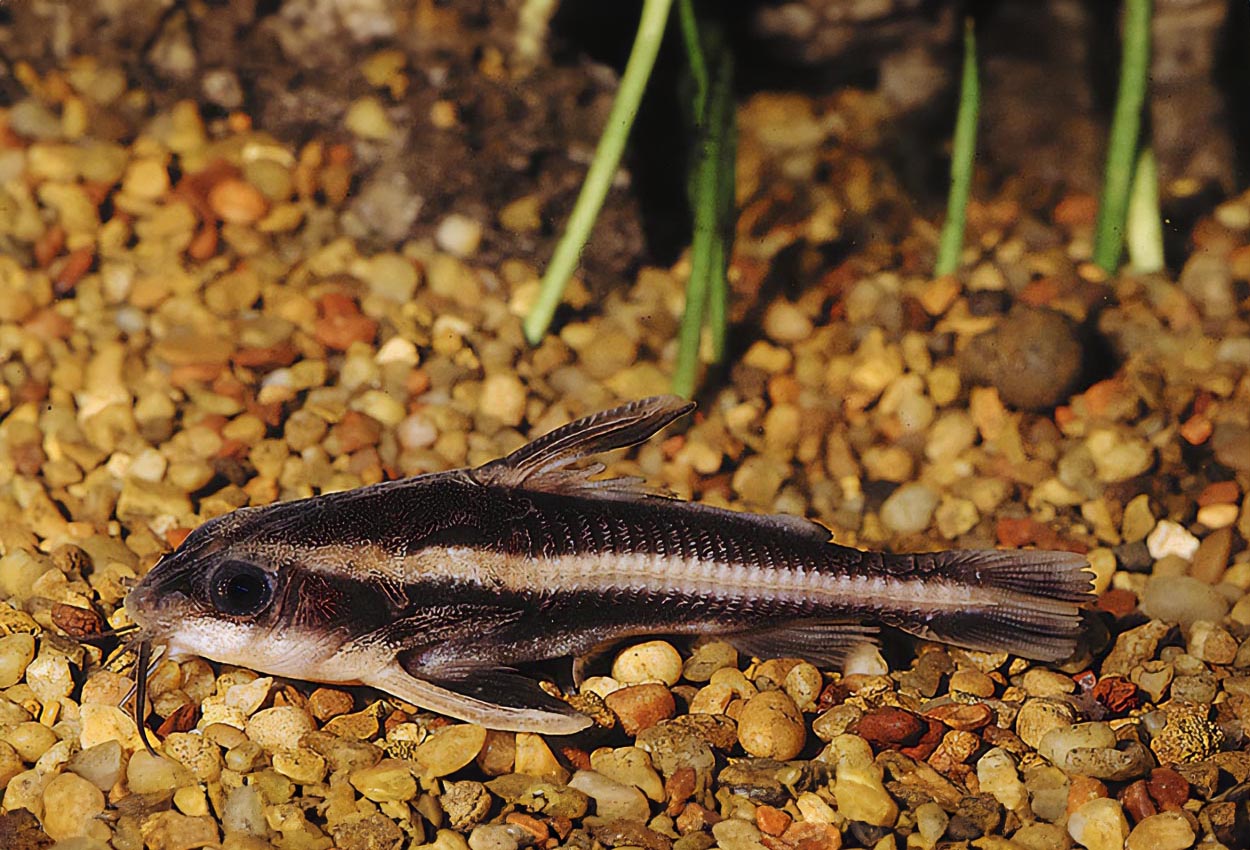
xmin=121 ymin=640 xmax=165 ymax=758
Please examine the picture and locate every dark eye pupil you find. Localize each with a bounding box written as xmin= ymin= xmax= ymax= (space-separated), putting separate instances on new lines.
xmin=212 ymin=561 xmax=272 ymax=616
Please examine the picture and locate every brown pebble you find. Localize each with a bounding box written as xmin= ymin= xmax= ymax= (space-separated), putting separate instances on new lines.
xmin=674 ymin=802 xmax=721 ymax=834
xmin=1146 ymin=768 xmax=1190 ymax=811
xmin=208 ymin=177 xmax=269 ymax=224
xmin=314 ymin=293 xmax=378 ymax=351
xmin=856 ymin=707 xmax=926 ymax=748
xmin=308 ymin=688 xmax=355 ymax=721
xmin=505 ymin=812 xmax=550 ymax=843
xmin=781 ymin=821 xmax=841 ymax=850
xmin=53 ymin=247 xmax=94 ymax=295
xmin=1119 ymin=779 xmax=1157 ymax=823
xmin=604 ymin=683 xmax=675 ymax=736
xmin=755 ymin=804 xmax=792 ymax=836
xmin=1092 ymin=676 xmax=1144 ymax=715
xmin=332 ymin=411 xmax=383 ymax=454
xmin=664 ymin=767 xmax=696 ymax=816
xmin=51 ymin=603 xmax=105 ymax=639
xmin=156 ymin=702 xmax=198 ymax=738
xmin=899 ymin=718 xmax=947 ymax=761
xmin=559 ymin=746 xmax=591 ymax=771
xmin=1095 ymin=588 xmax=1139 ymax=618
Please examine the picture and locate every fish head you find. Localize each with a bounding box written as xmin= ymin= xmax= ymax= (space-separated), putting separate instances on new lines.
xmin=124 ymin=505 xmax=347 ymax=675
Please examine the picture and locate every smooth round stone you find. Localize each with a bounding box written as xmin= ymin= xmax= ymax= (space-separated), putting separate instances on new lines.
xmin=737 ymin=690 xmax=806 ymax=760
xmin=880 ymin=482 xmax=939 ymax=535
xmin=612 ymin=641 xmax=683 ymax=686
xmin=1141 ymin=575 xmax=1230 ymax=628
xmin=568 ymin=769 xmax=650 ymax=821
xmin=468 ymin=824 xmax=525 ymax=850
xmin=1015 ymin=698 xmax=1078 ymax=750
xmin=40 ymin=772 xmax=107 ymax=841
xmin=0 ymin=634 xmax=36 ymax=688
xmin=414 ymin=724 xmax=487 ymax=777
xmin=683 ymin=641 xmax=738 ymax=683
xmin=1126 ymin=811 xmax=1196 ymax=850
xmin=350 ymin=759 xmax=418 ymax=802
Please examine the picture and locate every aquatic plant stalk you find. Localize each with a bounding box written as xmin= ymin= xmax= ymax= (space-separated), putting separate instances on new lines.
xmin=1093 ymin=0 xmax=1152 ymax=273
xmin=1126 ymin=146 xmax=1164 ymax=273
xmin=935 ymin=16 xmax=980 ymax=277
xmin=673 ymin=0 xmax=736 ymax=398
xmin=523 ymin=0 xmax=674 ymax=345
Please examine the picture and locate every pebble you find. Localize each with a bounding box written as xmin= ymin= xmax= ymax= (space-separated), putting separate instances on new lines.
xmin=468 ymin=824 xmax=527 ymax=850
xmin=243 ymin=706 xmax=316 ymax=753
xmin=435 ymin=213 xmax=484 ymax=258
xmin=351 ymin=758 xmax=417 ymax=802
xmin=605 ymin=683 xmax=676 ymax=736
xmin=1125 ymin=811 xmax=1195 ymax=850
xmin=414 ymin=724 xmax=487 ymax=776
xmin=683 ymin=641 xmax=738 ymax=682
xmin=1140 ymin=575 xmax=1230 ymax=627
xmin=514 ymin=732 xmax=568 ymax=784
xmin=66 ymin=740 xmax=124 ymax=791
xmin=479 ymin=374 xmax=528 ymax=427
xmin=127 ymin=750 xmax=193 ymax=794
xmin=827 ymin=734 xmax=898 ymax=827
xmin=485 ymin=773 xmax=589 ymax=818
xmin=976 ymin=748 xmax=1029 ymax=814
xmin=568 ymin=769 xmax=651 ymax=821
xmin=612 ymin=641 xmax=683 ymax=686
xmin=1187 ymin=620 xmax=1238 ymax=664
xmin=40 ymin=772 xmax=108 ymax=841
xmin=855 ymin=707 xmax=925 ymax=748
xmin=207 ymin=178 xmax=268 ymax=224
xmin=736 ymin=690 xmax=806 ymax=760
xmin=1015 ymin=698 xmax=1078 ymax=749
xmin=1067 ymin=797 xmax=1130 ymax=850
xmin=442 ymin=780 xmax=492 ymax=830
xmin=958 ymin=306 xmax=1083 ymax=410
xmin=590 ymin=747 xmax=665 ymax=801
xmin=1146 ymin=520 xmax=1201 ymax=561
xmin=879 ymin=482 xmax=939 ymax=535
xmin=0 ymin=633 xmax=35 ymax=688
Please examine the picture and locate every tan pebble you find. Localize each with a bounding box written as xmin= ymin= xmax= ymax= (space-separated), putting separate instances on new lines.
xmin=476 ymin=730 xmax=516 ymax=776
xmin=273 ymin=747 xmax=328 ymax=785
xmin=782 ymin=662 xmax=823 ymax=712
xmin=688 ymin=682 xmax=735 ymax=716
xmin=0 ymin=633 xmax=35 ymax=688
xmin=323 ymin=706 xmax=380 ymax=740
xmin=139 ymin=810 xmax=220 ymax=850
xmin=345 ymin=96 xmax=396 ymax=139
xmin=1015 ymin=698 xmax=1078 ymax=750
xmin=435 ymin=213 xmax=483 ymax=258
xmin=1187 ymin=621 xmax=1237 ymax=664
xmin=173 ymin=784 xmax=210 ymax=817
xmin=763 ymin=300 xmax=813 ymax=343
xmin=66 ymin=740 xmax=124 ymax=791
xmin=2 ymin=768 xmax=50 ymax=818
xmin=1067 ymin=797 xmax=1129 ymax=850
xmin=122 ymin=158 xmax=170 ymax=200
xmin=244 ymin=705 xmax=315 ymax=753
xmin=0 ymin=740 xmax=26 ymax=787
xmin=2 ymin=722 xmax=57 ymax=762
xmin=1196 ymin=502 xmax=1238 ymax=530
xmin=950 ymin=668 xmax=996 ymax=699
xmin=40 ymin=772 xmax=108 ymax=840
xmin=479 ymin=374 xmax=528 ymax=427
xmin=611 ymin=641 xmax=683 ymax=686
xmin=351 ymin=758 xmax=417 ymax=802
xmin=162 ymin=732 xmax=223 ymax=782
xmin=414 ymin=724 xmax=487 ymax=777
xmin=1125 ymin=811 xmax=1196 ymax=850
xmin=682 ymin=641 xmax=738 ymax=683
xmin=515 ymin=731 xmax=568 ymax=784
xmin=127 ymin=750 xmax=194 ymax=794
xmin=737 ymin=690 xmax=805 ymax=760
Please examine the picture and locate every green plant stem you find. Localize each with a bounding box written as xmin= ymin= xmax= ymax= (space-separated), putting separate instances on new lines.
xmin=1093 ymin=0 xmax=1152 ymax=273
xmin=672 ymin=1 xmax=735 ymax=398
xmin=1126 ymin=146 xmax=1164 ymax=273
xmin=935 ymin=16 xmax=980 ymax=277
xmin=523 ymin=0 xmax=674 ymax=345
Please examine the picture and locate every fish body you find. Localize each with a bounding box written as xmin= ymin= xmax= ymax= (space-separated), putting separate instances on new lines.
xmin=126 ymin=396 xmax=1091 ymax=733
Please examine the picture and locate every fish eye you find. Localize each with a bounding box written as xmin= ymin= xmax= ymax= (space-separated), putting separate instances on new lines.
xmin=209 ymin=560 xmax=273 ymax=617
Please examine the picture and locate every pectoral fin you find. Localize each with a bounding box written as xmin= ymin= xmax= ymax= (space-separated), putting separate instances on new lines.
xmin=368 ymin=657 xmax=592 ymax=734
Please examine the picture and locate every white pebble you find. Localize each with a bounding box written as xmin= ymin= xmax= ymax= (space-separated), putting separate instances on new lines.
xmin=1146 ymin=520 xmax=1200 ymax=561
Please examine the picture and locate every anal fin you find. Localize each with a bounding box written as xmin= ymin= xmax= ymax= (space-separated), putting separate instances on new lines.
xmin=727 ymin=619 xmax=879 ymax=669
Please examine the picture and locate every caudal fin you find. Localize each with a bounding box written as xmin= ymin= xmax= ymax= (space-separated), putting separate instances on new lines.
xmin=900 ymin=549 xmax=1092 ymax=662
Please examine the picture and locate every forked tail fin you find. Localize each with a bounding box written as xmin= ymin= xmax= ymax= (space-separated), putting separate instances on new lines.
xmin=899 ymin=549 xmax=1093 ymax=661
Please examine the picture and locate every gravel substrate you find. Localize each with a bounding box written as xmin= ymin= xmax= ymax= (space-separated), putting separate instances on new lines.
xmin=1 ymin=40 xmax=1249 ymax=850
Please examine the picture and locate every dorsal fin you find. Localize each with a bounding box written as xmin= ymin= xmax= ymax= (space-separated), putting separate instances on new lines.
xmin=473 ymin=395 xmax=695 ymax=497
